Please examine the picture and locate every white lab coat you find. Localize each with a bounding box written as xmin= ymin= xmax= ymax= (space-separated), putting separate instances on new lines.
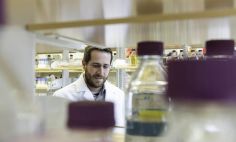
xmin=53 ymin=73 xmax=125 ymax=127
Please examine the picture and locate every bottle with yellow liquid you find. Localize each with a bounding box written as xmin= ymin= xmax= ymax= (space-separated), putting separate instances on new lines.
xmin=125 ymin=41 xmax=168 ymax=142
xmin=129 ymin=48 xmax=137 ymax=66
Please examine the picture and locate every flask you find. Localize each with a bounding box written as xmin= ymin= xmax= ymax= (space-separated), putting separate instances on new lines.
xmin=167 ymin=59 xmax=236 ymax=142
xmin=205 ymin=39 xmax=234 ymax=59
xmin=66 ymin=101 xmax=115 ymax=142
xmin=125 ymin=41 xmax=168 ymax=142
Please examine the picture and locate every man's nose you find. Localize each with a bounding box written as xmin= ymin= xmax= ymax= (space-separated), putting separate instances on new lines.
xmin=97 ymin=66 xmax=104 ymax=74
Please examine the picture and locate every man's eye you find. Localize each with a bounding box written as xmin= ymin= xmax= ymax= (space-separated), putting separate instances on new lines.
xmin=103 ymin=65 xmax=110 ymax=69
xmin=90 ymin=64 xmax=110 ymax=69
xmin=92 ymin=64 xmax=100 ymax=68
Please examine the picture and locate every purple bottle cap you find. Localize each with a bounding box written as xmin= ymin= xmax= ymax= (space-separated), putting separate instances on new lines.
xmin=167 ymin=59 xmax=236 ymax=102
xmin=67 ymin=101 xmax=115 ymax=129
xmin=205 ymin=39 xmax=235 ymax=56
xmin=137 ymin=41 xmax=164 ymax=56
xmin=0 ymin=0 xmax=5 ymax=25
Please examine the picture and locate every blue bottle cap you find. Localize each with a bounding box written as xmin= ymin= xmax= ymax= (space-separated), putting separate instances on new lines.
xmin=0 ymin=0 xmax=5 ymax=25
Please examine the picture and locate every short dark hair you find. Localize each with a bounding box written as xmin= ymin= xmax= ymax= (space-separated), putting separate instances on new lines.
xmin=82 ymin=46 xmax=113 ymax=64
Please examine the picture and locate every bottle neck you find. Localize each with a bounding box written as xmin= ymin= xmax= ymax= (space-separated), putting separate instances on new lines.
xmin=137 ymin=55 xmax=165 ymax=72
xmin=138 ymin=55 xmax=163 ymax=62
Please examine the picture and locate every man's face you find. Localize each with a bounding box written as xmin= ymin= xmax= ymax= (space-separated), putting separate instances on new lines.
xmin=83 ymin=50 xmax=111 ymax=89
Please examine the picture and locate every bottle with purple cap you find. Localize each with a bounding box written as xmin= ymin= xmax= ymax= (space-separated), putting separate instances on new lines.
xmin=167 ymin=59 xmax=236 ymax=142
xmin=125 ymin=41 xmax=168 ymax=142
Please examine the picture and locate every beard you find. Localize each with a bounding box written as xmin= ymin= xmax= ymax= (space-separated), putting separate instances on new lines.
xmin=84 ymin=71 xmax=108 ymax=88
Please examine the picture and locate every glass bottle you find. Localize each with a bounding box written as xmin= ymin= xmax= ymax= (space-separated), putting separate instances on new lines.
xmin=167 ymin=59 xmax=236 ymax=142
xmin=205 ymin=39 xmax=234 ymax=59
xmin=125 ymin=41 xmax=168 ymax=142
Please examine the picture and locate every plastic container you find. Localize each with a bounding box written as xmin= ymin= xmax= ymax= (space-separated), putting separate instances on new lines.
xmin=167 ymin=59 xmax=236 ymax=142
xmin=125 ymin=41 xmax=168 ymax=142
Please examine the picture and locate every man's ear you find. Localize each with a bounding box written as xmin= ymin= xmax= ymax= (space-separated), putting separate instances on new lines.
xmin=82 ymin=61 xmax=86 ymax=70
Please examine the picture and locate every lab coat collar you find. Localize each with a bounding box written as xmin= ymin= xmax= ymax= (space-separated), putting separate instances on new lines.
xmin=104 ymin=81 xmax=116 ymax=102
xmin=74 ymin=73 xmax=94 ymax=100
xmin=74 ymin=73 xmax=116 ymax=101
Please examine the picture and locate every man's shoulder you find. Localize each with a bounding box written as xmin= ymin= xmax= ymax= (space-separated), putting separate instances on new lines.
xmin=53 ymin=81 xmax=78 ymax=97
xmin=106 ymin=81 xmax=124 ymax=94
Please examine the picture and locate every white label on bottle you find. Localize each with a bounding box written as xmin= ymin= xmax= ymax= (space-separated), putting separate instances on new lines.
xmin=132 ymin=93 xmax=166 ymax=110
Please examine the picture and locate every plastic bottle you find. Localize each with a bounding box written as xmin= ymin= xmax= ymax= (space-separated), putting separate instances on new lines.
xmin=196 ymin=49 xmax=204 ymax=60
xmin=171 ymin=50 xmax=178 ymax=60
xmin=129 ymin=48 xmax=137 ymax=66
xmin=167 ymin=59 xmax=236 ymax=142
xmin=178 ymin=49 xmax=184 ymax=60
xmin=189 ymin=49 xmax=197 ymax=60
xmin=0 ymin=58 xmax=43 ymax=142
xmin=125 ymin=41 xmax=168 ymax=142
xmin=0 ymin=64 xmax=17 ymax=142
xmin=182 ymin=44 xmax=191 ymax=59
xmin=205 ymin=39 xmax=234 ymax=59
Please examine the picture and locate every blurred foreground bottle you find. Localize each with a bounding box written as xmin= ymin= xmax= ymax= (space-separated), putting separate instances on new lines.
xmin=0 ymin=62 xmax=17 ymax=142
xmin=0 ymin=0 xmax=43 ymax=141
xmin=125 ymin=41 xmax=168 ymax=142
xmin=167 ymin=59 xmax=236 ymax=142
xmin=0 ymin=59 xmax=43 ymax=142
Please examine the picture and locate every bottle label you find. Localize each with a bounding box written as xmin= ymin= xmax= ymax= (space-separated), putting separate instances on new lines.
xmin=126 ymin=92 xmax=167 ymax=137
xmin=132 ymin=93 xmax=166 ymax=112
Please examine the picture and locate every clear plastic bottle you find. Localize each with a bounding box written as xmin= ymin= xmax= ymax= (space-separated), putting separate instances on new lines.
xmin=205 ymin=39 xmax=234 ymax=59
xmin=125 ymin=41 xmax=168 ymax=142
xmin=0 ymin=63 xmax=17 ymax=142
xmin=0 ymin=57 xmax=43 ymax=142
xmin=167 ymin=59 xmax=236 ymax=142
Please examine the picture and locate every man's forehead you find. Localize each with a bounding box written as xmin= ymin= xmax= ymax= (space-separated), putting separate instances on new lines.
xmin=89 ymin=52 xmax=110 ymax=63
xmin=90 ymin=50 xmax=111 ymax=58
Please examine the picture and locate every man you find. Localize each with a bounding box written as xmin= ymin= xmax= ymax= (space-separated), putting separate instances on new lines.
xmin=53 ymin=46 xmax=125 ymax=127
